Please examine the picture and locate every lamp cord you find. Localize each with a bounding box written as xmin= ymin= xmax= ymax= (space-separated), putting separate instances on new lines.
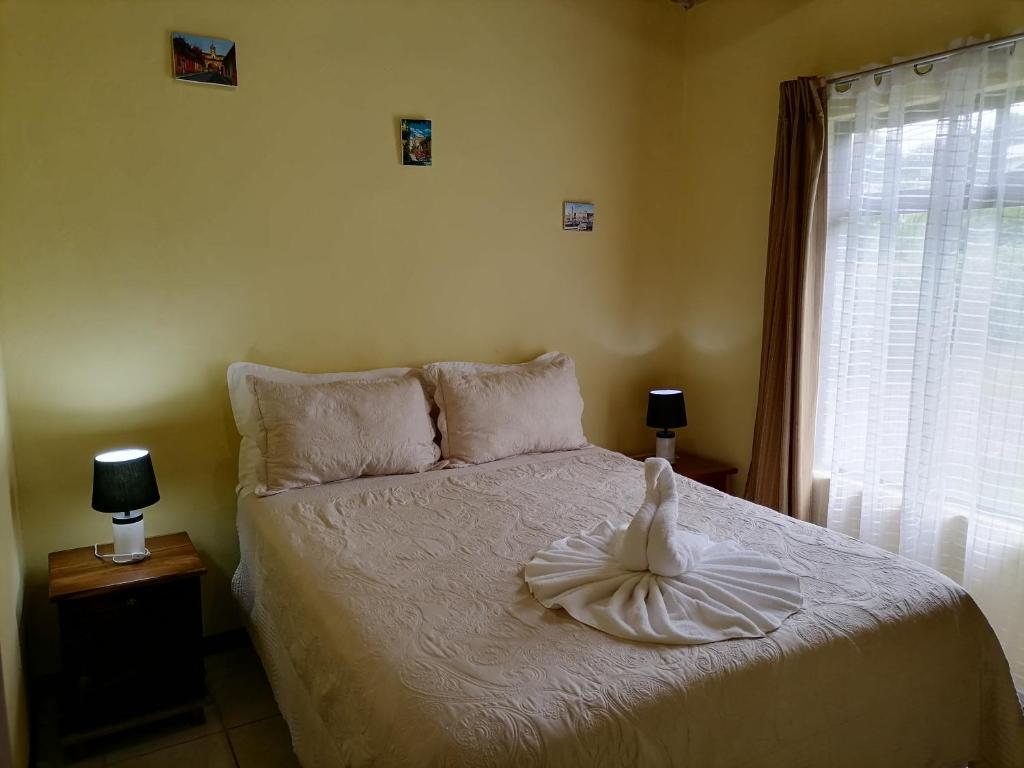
xmin=93 ymin=544 xmax=151 ymax=563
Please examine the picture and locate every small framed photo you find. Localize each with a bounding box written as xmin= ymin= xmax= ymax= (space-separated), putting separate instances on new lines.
xmin=563 ymin=201 xmax=594 ymax=231
xmin=171 ymin=32 xmax=238 ymax=87
xmin=401 ymin=119 xmax=432 ymax=166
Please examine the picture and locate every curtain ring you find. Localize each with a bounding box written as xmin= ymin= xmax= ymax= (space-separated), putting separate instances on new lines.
xmin=834 ymin=81 xmax=854 ymax=94
xmin=873 ymin=72 xmax=885 ymax=87
xmin=913 ymin=62 xmax=934 ymax=76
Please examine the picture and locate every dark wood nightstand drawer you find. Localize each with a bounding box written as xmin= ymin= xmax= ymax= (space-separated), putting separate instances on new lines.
xmin=59 ymin=579 xmax=198 ymax=649
xmin=57 ymin=576 xmax=204 ymax=731
xmin=49 ymin=532 xmax=206 ymax=742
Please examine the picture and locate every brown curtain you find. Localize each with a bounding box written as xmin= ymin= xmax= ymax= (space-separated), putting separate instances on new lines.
xmin=744 ymin=77 xmax=827 ymax=520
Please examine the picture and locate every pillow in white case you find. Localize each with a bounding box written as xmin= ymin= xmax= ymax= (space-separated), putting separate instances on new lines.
xmin=248 ymin=374 xmax=441 ymax=494
xmin=422 ymin=351 xmax=561 ymax=390
xmin=428 ymin=352 xmax=587 ymax=465
xmin=227 ymin=361 xmax=417 ymax=495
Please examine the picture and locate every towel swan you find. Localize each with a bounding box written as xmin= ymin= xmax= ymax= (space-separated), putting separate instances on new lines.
xmin=525 ymin=458 xmax=802 ymax=644
xmin=617 ymin=458 xmax=692 ymax=576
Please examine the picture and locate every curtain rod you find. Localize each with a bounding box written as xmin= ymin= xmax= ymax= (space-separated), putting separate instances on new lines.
xmin=826 ymin=32 xmax=1024 ymax=86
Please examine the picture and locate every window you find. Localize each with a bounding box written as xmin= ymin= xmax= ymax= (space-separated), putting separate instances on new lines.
xmin=815 ymin=44 xmax=1024 ymax=688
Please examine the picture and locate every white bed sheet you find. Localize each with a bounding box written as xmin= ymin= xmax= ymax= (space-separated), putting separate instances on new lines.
xmin=233 ymin=447 xmax=1024 ymax=768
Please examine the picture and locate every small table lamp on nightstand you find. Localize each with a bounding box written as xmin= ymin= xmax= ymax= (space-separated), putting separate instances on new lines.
xmin=647 ymin=389 xmax=687 ymax=460
xmin=91 ymin=448 xmax=160 ymax=564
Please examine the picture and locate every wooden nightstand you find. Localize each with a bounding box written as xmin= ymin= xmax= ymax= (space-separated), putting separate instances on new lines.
xmin=48 ymin=531 xmax=207 ymax=745
xmin=630 ymin=451 xmax=739 ymax=493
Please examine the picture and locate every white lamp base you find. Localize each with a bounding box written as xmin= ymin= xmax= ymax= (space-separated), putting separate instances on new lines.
xmin=108 ymin=512 xmax=150 ymax=564
xmin=655 ymin=432 xmax=676 ymax=460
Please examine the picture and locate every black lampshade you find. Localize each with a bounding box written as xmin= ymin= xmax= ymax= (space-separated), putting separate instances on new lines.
xmin=646 ymin=389 xmax=687 ymax=430
xmin=91 ymin=449 xmax=160 ymax=513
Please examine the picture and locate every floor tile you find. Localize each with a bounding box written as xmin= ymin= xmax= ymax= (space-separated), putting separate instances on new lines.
xmin=32 ymin=748 xmax=104 ymax=768
xmin=100 ymin=700 xmax=223 ymax=763
xmin=105 ymin=732 xmax=235 ymax=768
xmin=229 ymin=717 xmax=300 ymax=768
xmin=204 ymin=647 xmax=261 ymax=682
xmin=206 ymin=653 xmax=279 ymax=729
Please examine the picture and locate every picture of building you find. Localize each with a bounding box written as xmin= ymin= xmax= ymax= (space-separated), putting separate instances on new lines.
xmin=401 ymin=119 xmax=432 ymax=166
xmin=563 ymin=201 xmax=594 ymax=231
xmin=172 ymin=33 xmax=238 ymax=87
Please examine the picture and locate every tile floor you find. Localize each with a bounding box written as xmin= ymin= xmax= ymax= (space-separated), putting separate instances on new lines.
xmin=33 ymin=646 xmax=299 ymax=768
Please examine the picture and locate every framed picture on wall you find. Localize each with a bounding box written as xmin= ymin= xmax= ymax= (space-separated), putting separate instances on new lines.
xmin=563 ymin=201 xmax=594 ymax=231
xmin=401 ymin=119 xmax=432 ymax=166
xmin=171 ymin=32 xmax=238 ymax=87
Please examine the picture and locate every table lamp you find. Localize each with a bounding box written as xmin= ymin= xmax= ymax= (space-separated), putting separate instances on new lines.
xmin=646 ymin=389 xmax=687 ymax=460
xmin=91 ymin=448 xmax=160 ymax=564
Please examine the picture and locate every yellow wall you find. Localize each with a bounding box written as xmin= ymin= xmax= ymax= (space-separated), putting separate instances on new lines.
xmin=674 ymin=0 xmax=1024 ymax=490
xmin=0 ymin=0 xmax=689 ymax=672
xmin=0 ymin=339 xmax=28 ymax=768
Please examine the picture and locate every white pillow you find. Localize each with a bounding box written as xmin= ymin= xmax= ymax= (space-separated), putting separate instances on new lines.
xmin=426 ymin=352 xmax=587 ymax=465
xmin=249 ymin=375 xmax=440 ymax=493
xmin=227 ymin=361 xmax=417 ymax=495
xmin=422 ymin=351 xmax=561 ymax=389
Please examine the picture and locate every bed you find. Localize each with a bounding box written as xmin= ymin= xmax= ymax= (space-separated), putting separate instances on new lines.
xmin=232 ymin=446 xmax=1024 ymax=767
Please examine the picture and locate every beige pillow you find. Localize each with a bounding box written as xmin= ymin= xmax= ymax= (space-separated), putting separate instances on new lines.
xmin=432 ymin=353 xmax=587 ymax=465
xmin=227 ymin=361 xmax=418 ymax=496
xmin=422 ymin=351 xmax=561 ymax=390
xmin=249 ymin=375 xmax=440 ymax=493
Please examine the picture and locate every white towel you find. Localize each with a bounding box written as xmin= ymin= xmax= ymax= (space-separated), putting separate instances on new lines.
xmin=524 ymin=458 xmax=803 ymax=644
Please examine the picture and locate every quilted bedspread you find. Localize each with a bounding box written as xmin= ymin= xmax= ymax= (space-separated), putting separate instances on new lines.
xmin=233 ymin=447 xmax=1024 ymax=767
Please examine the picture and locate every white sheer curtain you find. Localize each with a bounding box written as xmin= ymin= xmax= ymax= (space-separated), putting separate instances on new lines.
xmin=816 ymin=42 xmax=1024 ymax=689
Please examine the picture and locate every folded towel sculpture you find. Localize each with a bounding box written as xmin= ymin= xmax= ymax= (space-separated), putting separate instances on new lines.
xmin=524 ymin=458 xmax=803 ymax=644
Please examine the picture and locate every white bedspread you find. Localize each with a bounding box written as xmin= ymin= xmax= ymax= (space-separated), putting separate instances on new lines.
xmin=233 ymin=448 xmax=1024 ymax=768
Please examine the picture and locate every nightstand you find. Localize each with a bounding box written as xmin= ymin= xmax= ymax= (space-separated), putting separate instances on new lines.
xmin=629 ymin=451 xmax=739 ymax=493
xmin=48 ymin=531 xmax=207 ymax=746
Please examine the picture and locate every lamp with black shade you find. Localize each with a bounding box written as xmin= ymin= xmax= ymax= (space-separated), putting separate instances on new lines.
xmin=91 ymin=448 xmax=160 ymax=564
xmin=646 ymin=389 xmax=687 ymax=460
